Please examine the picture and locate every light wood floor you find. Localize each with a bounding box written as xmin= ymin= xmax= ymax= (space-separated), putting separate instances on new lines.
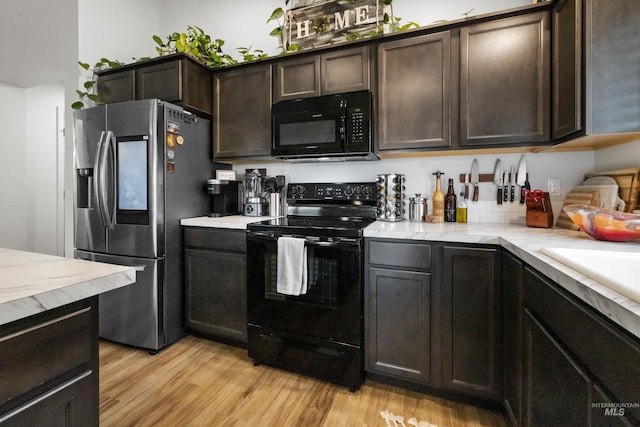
xmin=99 ymin=336 xmax=507 ymax=427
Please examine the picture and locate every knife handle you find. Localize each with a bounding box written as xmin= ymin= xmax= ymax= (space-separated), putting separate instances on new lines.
xmin=510 ymin=185 xmax=515 ymax=203
xmin=472 ymin=184 xmax=478 ymax=202
xmin=520 ymin=180 xmax=531 ymax=204
xmin=497 ymin=187 xmax=502 ymax=205
xmin=464 ymin=184 xmax=469 ymax=201
xmin=503 ymin=183 xmax=508 ymax=202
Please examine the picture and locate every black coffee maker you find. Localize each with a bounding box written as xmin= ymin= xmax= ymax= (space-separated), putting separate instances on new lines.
xmin=207 ymin=179 xmax=240 ymax=217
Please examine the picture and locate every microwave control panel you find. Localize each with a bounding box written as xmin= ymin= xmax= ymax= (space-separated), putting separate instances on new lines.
xmin=349 ymin=108 xmax=366 ymax=144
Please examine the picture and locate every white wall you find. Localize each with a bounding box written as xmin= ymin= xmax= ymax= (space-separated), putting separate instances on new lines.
xmin=78 ymin=0 xmax=161 ymax=67
xmin=0 ymin=84 xmax=28 ymax=250
xmin=594 ymin=139 xmax=640 ymax=171
xmin=25 ymin=84 xmax=65 ymax=255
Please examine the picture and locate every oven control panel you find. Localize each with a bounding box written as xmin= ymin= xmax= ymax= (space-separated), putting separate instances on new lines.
xmin=288 ymin=182 xmax=376 ymax=201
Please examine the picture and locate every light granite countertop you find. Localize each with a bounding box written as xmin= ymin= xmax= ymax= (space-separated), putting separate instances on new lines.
xmin=0 ymin=248 xmax=136 ymax=326
xmin=180 ymin=215 xmax=640 ymax=339
xmin=180 ymin=215 xmax=277 ymax=229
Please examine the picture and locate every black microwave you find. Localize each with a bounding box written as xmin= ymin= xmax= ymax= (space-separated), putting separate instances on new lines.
xmin=271 ymin=90 xmax=377 ymax=161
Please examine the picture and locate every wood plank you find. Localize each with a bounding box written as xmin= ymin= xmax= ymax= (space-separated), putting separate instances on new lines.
xmin=100 ymin=336 xmax=507 ymax=426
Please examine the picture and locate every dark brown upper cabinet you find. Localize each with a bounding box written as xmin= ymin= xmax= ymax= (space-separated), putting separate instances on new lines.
xmin=273 ymin=46 xmax=371 ymax=102
xmin=460 ymin=12 xmax=551 ymax=147
xmin=552 ymin=0 xmax=582 ymax=140
xmin=377 ymin=32 xmax=453 ymax=151
xmin=553 ymin=0 xmax=640 ymax=142
xmin=213 ymin=63 xmax=272 ymax=160
xmin=97 ymin=54 xmax=213 ymax=118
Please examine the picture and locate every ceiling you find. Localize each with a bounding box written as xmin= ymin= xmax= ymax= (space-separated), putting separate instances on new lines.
xmin=0 ymin=0 xmax=75 ymax=88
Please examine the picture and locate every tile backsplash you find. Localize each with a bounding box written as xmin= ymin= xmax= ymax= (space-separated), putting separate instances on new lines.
xmin=235 ymin=150 xmax=594 ymax=225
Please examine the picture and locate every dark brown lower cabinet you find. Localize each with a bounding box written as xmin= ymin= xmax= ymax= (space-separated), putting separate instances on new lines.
xmin=367 ymin=267 xmax=433 ymax=384
xmin=0 ymin=298 xmax=98 ymax=426
xmin=365 ymin=239 xmax=434 ymax=385
xmin=365 ymin=240 xmax=501 ymax=402
xmin=184 ymin=227 xmax=247 ymax=345
xmin=523 ymin=266 xmax=640 ymax=426
xmin=523 ymin=308 xmax=591 ymax=426
xmin=502 ymin=251 xmax=524 ymax=425
xmin=441 ymin=245 xmax=502 ymax=402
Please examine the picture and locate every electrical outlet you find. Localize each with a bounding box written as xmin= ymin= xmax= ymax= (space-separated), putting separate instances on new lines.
xmin=548 ymin=178 xmax=561 ymax=195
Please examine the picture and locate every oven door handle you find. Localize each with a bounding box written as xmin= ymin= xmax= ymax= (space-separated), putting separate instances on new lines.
xmin=247 ymin=232 xmax=360 ymax=248
xmin=305 ymin=239 xmax=359 ymax=248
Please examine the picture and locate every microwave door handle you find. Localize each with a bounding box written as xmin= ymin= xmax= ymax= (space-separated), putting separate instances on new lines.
xmin=93 ymin=131 xmax=108 ymax=228
xmin=340 ymin=100 xmax=347 ymax=149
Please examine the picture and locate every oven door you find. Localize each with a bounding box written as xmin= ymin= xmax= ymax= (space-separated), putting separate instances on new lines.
xmin=246 ymin=231 xmax=363 ymax=346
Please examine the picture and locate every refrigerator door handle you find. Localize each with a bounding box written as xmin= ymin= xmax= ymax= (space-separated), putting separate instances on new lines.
xmin=93 ymin=131 xmax=108 ymax=228
xmin=103 ymin=130 xmax=116 ymax=230
xmin=96 ymin=130 xmax=116 ymax=230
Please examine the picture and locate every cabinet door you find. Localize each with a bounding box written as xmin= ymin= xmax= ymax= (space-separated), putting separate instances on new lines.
xmin=460 ymin=12 xmax=550 ymax=146
xmin=366 ymin=267 xmax=432 ymax=384
xmin=185 ymin=248 xmax=247 ymax=343
xmin=523 ymin=309 xmax=591 ymax=426
xmin=552 ymin=0 xmax=582 ymax=140
xmin=502 ymin=251 xmax=524 ymax=426
xmin=274 ymin=55 xmax=320 ymax=101
xmin=585 ymin=0 xmax=640 ymax=134
xmin=321 ymin=46 xmax=370 ymax=95
xmin=213 ymin=64 xmax=272 ymax=159
xmin=97 ymin=70 xmax=134 ymax=104
xmin=378 ymin=32 xmax=452 ymax=151
xmin=136 ymin=60 xmax=182 ymax=103
xmin=441 ymin=245 xmax=501 ymax=401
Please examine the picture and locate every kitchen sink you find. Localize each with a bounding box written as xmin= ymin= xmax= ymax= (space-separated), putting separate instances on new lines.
xmin=540 ymin=247 xmax=640 ymax=304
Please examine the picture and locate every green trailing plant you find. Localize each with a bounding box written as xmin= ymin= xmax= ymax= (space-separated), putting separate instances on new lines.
xmin=267 ymin=0 xmax=302 ymax=53
xmin=381 ymin=0 xmax=419 ymax=33
xmin=237 ymin=46 xmax=269 ymax=62
xmin=153 ymin=25 xmax=236 ymax=68
xmin=72 ymin=57 xmax=123 ymax=110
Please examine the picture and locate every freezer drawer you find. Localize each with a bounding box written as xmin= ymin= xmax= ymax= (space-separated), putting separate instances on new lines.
xmin=75 ymin=250 xmax=164 ymax=351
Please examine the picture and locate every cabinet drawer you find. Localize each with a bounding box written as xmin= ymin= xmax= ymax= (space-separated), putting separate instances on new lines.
xmin=367 ymin=239 xmax=431 ymax=270
xmin=0 ymin=305 xmax=94 ymax=405
xmin=184 ymin=227 xmax=246 ymax=252
xmin=524 ymin=267 xmax=640 ymax=421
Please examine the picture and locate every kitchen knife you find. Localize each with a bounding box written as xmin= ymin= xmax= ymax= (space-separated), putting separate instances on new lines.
xmin=471 ymin=159 xmax=479 ymax=202
xmin=464 ymin=173 xmax=470 ymax=201
xmin=503 ymin=169 xmax=508 ymax=202
xmin=516 ymin=155 xmax=528 ymax=204
xmin=493 ymin=159 xmax=503 ymax=205
xmin=509 ymin=166 xmax=516 ymax=203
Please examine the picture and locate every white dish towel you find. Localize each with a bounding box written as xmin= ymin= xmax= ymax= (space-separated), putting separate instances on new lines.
xmin=276 ymin=236 xmax=308 ymax=296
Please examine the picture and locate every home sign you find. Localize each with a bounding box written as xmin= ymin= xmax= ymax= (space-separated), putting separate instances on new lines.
xmin=285 ymin=0 xmax=383 ymax=49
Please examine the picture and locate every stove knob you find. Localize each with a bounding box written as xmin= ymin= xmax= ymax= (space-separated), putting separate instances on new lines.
xmin=297 ymin=185 xmax=307 ymax=197
xmin=345 ymin=186 xmax=354 ymax=196
xmin=364 ymin=186 xmax=372 ymax=196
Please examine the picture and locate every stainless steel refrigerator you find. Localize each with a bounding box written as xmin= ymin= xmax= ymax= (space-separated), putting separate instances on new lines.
xmin=73 ymin=99 xmax=226 ymax=351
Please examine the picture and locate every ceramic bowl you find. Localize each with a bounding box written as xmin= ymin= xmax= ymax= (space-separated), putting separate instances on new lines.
xmin=563 ymin=204 xmax=640 ymax=242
